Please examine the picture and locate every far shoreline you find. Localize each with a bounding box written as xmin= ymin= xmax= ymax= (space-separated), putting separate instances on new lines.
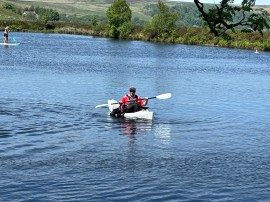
xmin=2 ymin=20 xmax=270 ymax=52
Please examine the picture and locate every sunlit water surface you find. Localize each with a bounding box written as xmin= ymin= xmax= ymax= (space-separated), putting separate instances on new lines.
xmin=1 ymin=33 xmax=270 ymax=201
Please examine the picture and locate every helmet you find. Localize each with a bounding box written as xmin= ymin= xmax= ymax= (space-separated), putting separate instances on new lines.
xmin=129 ymin=87 xmax=136 ymax=93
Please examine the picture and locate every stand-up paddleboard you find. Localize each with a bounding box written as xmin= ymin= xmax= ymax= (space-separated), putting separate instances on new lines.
xmin=0 ymin=43 xmax=20 ymax=46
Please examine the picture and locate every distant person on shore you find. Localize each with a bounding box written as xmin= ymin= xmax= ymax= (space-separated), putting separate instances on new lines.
xmin=4 ymin=26 xmax=9 ymax=43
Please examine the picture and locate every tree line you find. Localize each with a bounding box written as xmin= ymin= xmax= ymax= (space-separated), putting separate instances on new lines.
xmin=103 ymin=0 xmax=270 ymax=50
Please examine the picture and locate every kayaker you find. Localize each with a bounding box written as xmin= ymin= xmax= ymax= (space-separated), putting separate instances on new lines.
xmin=4 ymin=26 xmax=9 ymax=43
xmin=110 ymin=87 xmax=148 ymax=117
xmin=121 ymin=87 xmax=148 ymax=113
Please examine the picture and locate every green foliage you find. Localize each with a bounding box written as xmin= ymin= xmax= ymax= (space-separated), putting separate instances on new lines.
xmin=119 ymin=22 xmax=133 ymax=39
xmin=194 ymin=0 xmax=270 ymax=37
xmin=92 ymin=23 xmax=107 ymax=37
xmin=142 ymin=3 xmax=208 ymax=27
xmin=144 ymin=0 xmax=178 ymax=42
xmin=35 ymin=7 xmax=60 ymax=22
xmin=142 ymin=4 xmax=158 ymax=17
xmin=59 ymin=14 xmax=106 ymax=25
xmin=24 ymin=6 xmax=60 ymax=22
xmin=106 ymin=0 xmax=132 ymax=38
xmin=170 ymin=4 xmax=202 ymax=26
xmin=132 ymin=17 xmax=146 ymax=26
xmin=23 ymin=11 xmax=38 ymax=21
xmin=2 ymin=2 xmax=14 ymax=10
xmin=108 ymin=25 xmax=119 ymax=38
xmin=91 ymin=16 xmax=98 ymax=27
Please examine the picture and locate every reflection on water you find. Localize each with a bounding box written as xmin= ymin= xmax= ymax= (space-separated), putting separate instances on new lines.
xmin=103 ymin=115 xmax=154 ymax=138
xmin=120 ymin=120 xmax=138 ymax=136
xmin=117 ymin=118 xmax=153 ymax=136
xmin=154 ymin=123 xmax=171 ymax=144
xmin=116 ymin=118 xmax=172 ymax=145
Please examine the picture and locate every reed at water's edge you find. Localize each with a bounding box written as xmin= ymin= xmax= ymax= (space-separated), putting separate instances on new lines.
xmin=2 ymin=20 xmax=270 ymax=51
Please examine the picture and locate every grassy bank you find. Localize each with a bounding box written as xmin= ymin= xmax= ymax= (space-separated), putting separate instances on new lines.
xmin=2 ymin=19 xmax=269 ymax=51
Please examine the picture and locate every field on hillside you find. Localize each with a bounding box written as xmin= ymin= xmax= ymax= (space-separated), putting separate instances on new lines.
xmin=0 ymin=0 xmax=269 ymax=22
xmin=0 ymin=0 xmax=160 ymax=20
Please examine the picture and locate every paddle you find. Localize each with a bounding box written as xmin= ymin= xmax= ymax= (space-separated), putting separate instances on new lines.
xmin=95 ymin=93 xmax=172 ymax=108
xmin=95 ymin=103 xmax=109 ymax=108
xmin=146 ymin=93 xmax=171 ymax=100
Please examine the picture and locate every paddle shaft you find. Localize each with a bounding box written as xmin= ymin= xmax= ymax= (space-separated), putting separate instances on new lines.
xmin=145 ymin=96 xmax=156 ymax=100
xmin=113 ymin=96 xmax=155 ymax=104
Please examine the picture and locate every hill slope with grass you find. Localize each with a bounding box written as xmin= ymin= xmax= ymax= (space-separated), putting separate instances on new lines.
xmin=0 ymin=0 xmax=269 ymax=25
xmin=0 ymin=0 xmax=157 ymax=21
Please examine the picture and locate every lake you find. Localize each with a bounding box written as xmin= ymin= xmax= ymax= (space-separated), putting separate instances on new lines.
xmin=1 ymin=32 xmax=270 ymax=201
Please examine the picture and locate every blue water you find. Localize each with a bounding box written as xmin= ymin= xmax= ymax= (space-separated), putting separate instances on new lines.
xmin=1 ymin=32 xmax=270 ymax=201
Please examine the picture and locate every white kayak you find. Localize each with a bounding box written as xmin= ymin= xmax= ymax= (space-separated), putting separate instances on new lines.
xmin=108 ymin=99 xmax=154 ymax=120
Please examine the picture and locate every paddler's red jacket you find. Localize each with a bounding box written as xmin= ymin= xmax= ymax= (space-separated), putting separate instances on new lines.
xmin=121 ymin=94 xmax=145 ymax=106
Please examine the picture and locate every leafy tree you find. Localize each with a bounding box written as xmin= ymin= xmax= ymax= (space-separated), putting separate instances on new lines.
xmin=106 ymin=0 xmax=132 ymax=38
xmin=194 ymin=0 xmax=270 ymax=37
xmin=170 ymin=4 xmax=205 ymax=26
xmin=142 ymin=4 xmax=158 ymax=17
xmin=144 ymin=0 xmax=179 ymax=42
xmin=2 ymin=3 xmax=14 ymax=10
xmin=24 ymin=11 xmax=38 ymax=21
xmin=119 ymin=21 xmax=133 ymax=39
xmin=132 ymin=17 xmax=146 ymax=26
xmin=32 ymin=6 xmax=60 ymax=22
xmin=91 ymin=16 xmax=98 ymax=27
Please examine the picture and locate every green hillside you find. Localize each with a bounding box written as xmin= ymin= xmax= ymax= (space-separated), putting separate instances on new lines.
xmin=0 ymin=0 xmax=205 ymax=27
xmin=0 ymin=0 xmax=269 ymax=26
xmin=0 ymin=2 xmax=23 ymax=20
xmin=0 ymin=0 xmax=157 ymax=21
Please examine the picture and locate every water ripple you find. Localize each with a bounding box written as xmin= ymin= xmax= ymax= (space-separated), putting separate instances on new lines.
xmin=1 ymin=33 xmax=270 ymax=202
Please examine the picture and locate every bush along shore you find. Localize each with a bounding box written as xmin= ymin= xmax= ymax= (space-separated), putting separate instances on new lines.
xmin=2 ymin=20 xmax=270 ymax=51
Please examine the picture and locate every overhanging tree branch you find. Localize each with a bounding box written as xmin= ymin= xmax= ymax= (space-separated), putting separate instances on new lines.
xmin=194 ymin=0 xmax=270 ymax=36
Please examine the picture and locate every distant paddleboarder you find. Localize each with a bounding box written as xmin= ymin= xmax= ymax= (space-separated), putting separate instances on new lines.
xmin=4 ymin=26 xmax=9 ymax=43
